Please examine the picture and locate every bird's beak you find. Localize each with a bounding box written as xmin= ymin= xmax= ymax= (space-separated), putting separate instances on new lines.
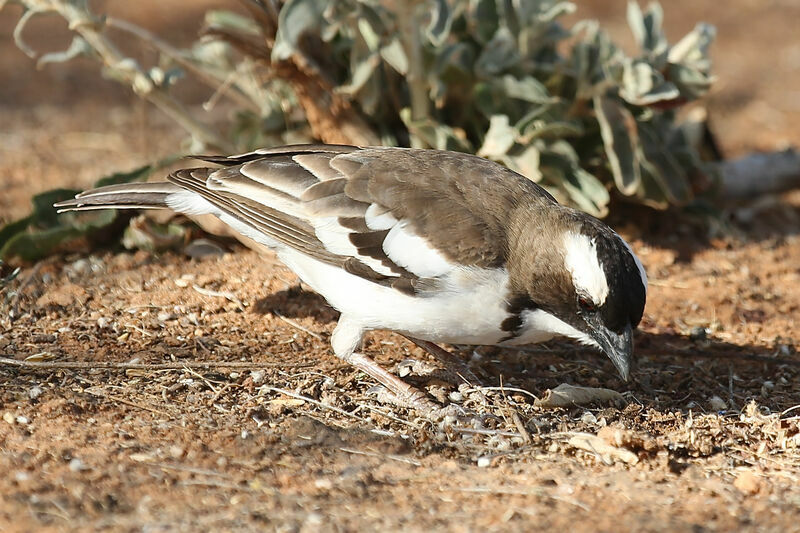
xmin=590 ymin=322 xmax=633 ymax=381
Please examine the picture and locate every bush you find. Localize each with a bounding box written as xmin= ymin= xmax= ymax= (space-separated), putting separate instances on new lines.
xmin=1 ymin=0 xmax=715 ymax=260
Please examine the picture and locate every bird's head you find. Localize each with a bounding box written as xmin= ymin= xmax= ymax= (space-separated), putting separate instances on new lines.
xmin=558 ymin=225 xmax=647 ymax=380
xmin=508 ymin=214 xmax=647 ymax=380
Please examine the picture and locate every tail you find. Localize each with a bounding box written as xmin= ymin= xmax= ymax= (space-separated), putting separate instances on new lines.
xmin=54 ymin=182 xmax=182 ymax=212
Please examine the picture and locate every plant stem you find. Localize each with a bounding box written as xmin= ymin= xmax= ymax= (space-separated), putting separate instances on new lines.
xmin=11 ymin=0 xmax=235 ymax=152
xmin=397 ymin=0 xmax=429 ymax=148
xmin=105 ymin=17 xmax=260 ymax=113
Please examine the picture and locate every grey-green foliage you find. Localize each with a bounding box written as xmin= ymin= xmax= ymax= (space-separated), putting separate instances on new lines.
xmin=7 ymin=0 xmax=715 ymax=219
xmin=245 ymin=0 xmax=715 ymax=216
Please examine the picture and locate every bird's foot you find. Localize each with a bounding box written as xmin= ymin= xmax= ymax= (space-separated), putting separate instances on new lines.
xmin=402 ymin=336 xmax=482 ymax=387
xmin=344 ymin=351 xmax=496 ymax=427
xmin=396 ymin=358 xmax=439 ymax=378
xmin=365 ymin=384 xmax=501 ymax=428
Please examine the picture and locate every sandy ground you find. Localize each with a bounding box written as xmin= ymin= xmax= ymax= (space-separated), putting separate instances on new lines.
xmin=2 ymin=1 xmax=800 ymax=532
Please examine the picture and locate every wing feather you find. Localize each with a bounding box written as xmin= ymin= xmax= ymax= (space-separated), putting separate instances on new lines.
xmin=167 ymin=145 xmax=557 ymax=293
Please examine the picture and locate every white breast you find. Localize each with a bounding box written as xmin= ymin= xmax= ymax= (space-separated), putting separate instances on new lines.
xmin=279 ymin=249 xmax=515 ymax=345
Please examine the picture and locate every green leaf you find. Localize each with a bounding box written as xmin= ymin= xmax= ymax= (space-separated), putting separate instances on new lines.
xmin=0 ymin=215 xmax=34 ymax=251
xmin=594 ymin=95 xmax=642 ymax=195
xmin=637 ymin=160 xmax=671 ymax=209
xmin=475 ymin=27 xmax=520 ymax=77
xmin=626 ymin=2 xmax=646 ymax=50
xmin=667 ymin=63 xmax=713 ymax=100
xmin=627 ymin=1 xmax=667 ymax=57
xmin=505 ymin=144 xmax=541 ymax=182
xmin=470 ymin=0 xmax=500 ymax=45
xmin=0 ymin=210 xmax=117 ymax=262
xmin=434 ymin=42 xmax=476 ymax=82
xmin=541 ymin=2 xmax=577 ymax=23
xmin=539 ymin=151 xmax=609 ymax=217
xmin=272 ymin=0 xmax=327 ymax=62
xmin=566 ymin=166 xmax=610 ymax=218
xmin=497 ymin=75 xmax=555 ymax=104
xmin=380 ymin=38 xmax=408 ymax=75
xmin=668 ymin=22 xmax=716 ymax=71
xmin=0 ymin=165 xmax=155 ymax=262
xmin=638 ymin=122 xmax=692 ymax=204
xmin=95 ymin=164 xmax=153 ymax=188
xmin=338 ymin=53 xmax=380 ymax=95
xmin=32 ymin=189 xmax=81 ymax=228
xmin=478 ymin=115 xmax=516 ymax=158
xmin=338 ymin=20 xmax=382 ymax=97
xmin=426 ymin=0 xmax=453 ymax=46
xmin=619 ymin=59 xmax=680 ymax=105
xmin=400 ymin=108 xmax=472 ymax=152
xmin=205 ymin=10 xmax=261 ymax=35
xmin=357 ymin=18 xmax=381 ymax=52
xmin=522 ymin=120 xmax=584 ymax=141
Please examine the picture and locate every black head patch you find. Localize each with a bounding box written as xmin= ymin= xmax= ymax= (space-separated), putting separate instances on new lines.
xmin=585 ymin=223 xmax=647 ymax=333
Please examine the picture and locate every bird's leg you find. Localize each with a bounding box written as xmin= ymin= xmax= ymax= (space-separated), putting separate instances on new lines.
xmin=332 ymin=317 xmax=441 ymax=415
xmin=402 ymin=336 xmax=482 ymax=387
xmin=341 ymin=351 xmax=441 ymax=413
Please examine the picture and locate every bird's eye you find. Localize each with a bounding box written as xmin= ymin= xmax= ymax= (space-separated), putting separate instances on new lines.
xmin=578 ymin=297 xmax=596 ymax=313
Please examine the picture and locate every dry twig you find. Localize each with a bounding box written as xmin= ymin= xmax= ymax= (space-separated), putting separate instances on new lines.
xmin=0 ymin=357 xmax=312 ymax=370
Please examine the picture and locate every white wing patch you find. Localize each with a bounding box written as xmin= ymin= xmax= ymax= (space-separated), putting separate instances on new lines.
xmin=313 ymin=217 xmax=397 ymax=277
xmin=563 ymin=232 xmax=609 ymax=305
xmin=365 ymin=203 xmax=397 ymax=230
xmin=383 ymin=221 xmax=453 ymax=278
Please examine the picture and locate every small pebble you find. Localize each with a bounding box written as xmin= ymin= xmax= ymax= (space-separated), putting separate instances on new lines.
xmin=168 ymin=446 xmax=184 ymax=459
xmin=709 ymin=396 xmax=727 ymax=411
xmin=157 ymin=311 xmax=176 ymax=322
xmin=477 ymin=456 xmax=492 ymax=468
xmin=68 ymin=458 xmax=86 ymax=472
xmin=734 ymin=470 xmax=763 ymax=495
xmin=184 ymin=239 xmax=225 ymax=259
xmin=3 ymin=412 xmax=14 ymax=424
xmin=580 ymin=411 xmax=597 ymax=425
xmin=14 ymin=471 xmax=30 ymax=482
xmin=448 ymin=391 xmax=464 ymax=402
xmin=28 ymin=386 xmax=43 ymax=400
xmin=250 ymin=370 xmax=266 ymax=385
xmin=304 ymin=512 xmax=324 ymax=526
xmin=314 ymin=478 xmax=333 ymax=490
xmin=442 ymin=414 xmax=457 ymax=427
xmin=97 ymin=317 xmax=111 ymax=329
xmin=15 ymin=416 xmax=29 ymax=425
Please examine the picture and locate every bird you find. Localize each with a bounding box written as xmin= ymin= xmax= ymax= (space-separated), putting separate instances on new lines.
xmin=55 ymin=144 xmax=647 ymax=416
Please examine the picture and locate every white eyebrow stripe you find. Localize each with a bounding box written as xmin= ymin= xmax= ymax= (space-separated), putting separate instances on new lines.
xmin=563 ymin=232 xmax=609 ymax=305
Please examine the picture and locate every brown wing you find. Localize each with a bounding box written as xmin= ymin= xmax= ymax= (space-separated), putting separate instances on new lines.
xmin=169 ymin=144 xmax=557 ymax=291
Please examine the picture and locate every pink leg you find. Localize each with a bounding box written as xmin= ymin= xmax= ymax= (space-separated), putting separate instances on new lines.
xmin=402 ymin=336 xmax=482 ymax=386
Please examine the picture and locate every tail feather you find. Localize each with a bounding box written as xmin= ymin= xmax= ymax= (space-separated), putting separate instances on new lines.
xmin=54 ymin=182 xmax=182 ymax=212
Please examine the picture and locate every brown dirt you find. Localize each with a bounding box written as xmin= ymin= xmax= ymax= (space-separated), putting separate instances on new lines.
xmin=2 ymin=2 xmax=800 ymax=532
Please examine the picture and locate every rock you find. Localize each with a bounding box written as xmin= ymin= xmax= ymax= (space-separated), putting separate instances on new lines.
xmin=708 ymin=396 xmax=728 ymax=411
xmin=733 ymin=470 xmax=763 ymax=494
xmin=28 ymin=386 xmax=43 ymax=400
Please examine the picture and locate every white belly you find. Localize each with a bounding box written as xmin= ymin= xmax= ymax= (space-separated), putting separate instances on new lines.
xmin=279 ymin=249 xmax=514 ymax=345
